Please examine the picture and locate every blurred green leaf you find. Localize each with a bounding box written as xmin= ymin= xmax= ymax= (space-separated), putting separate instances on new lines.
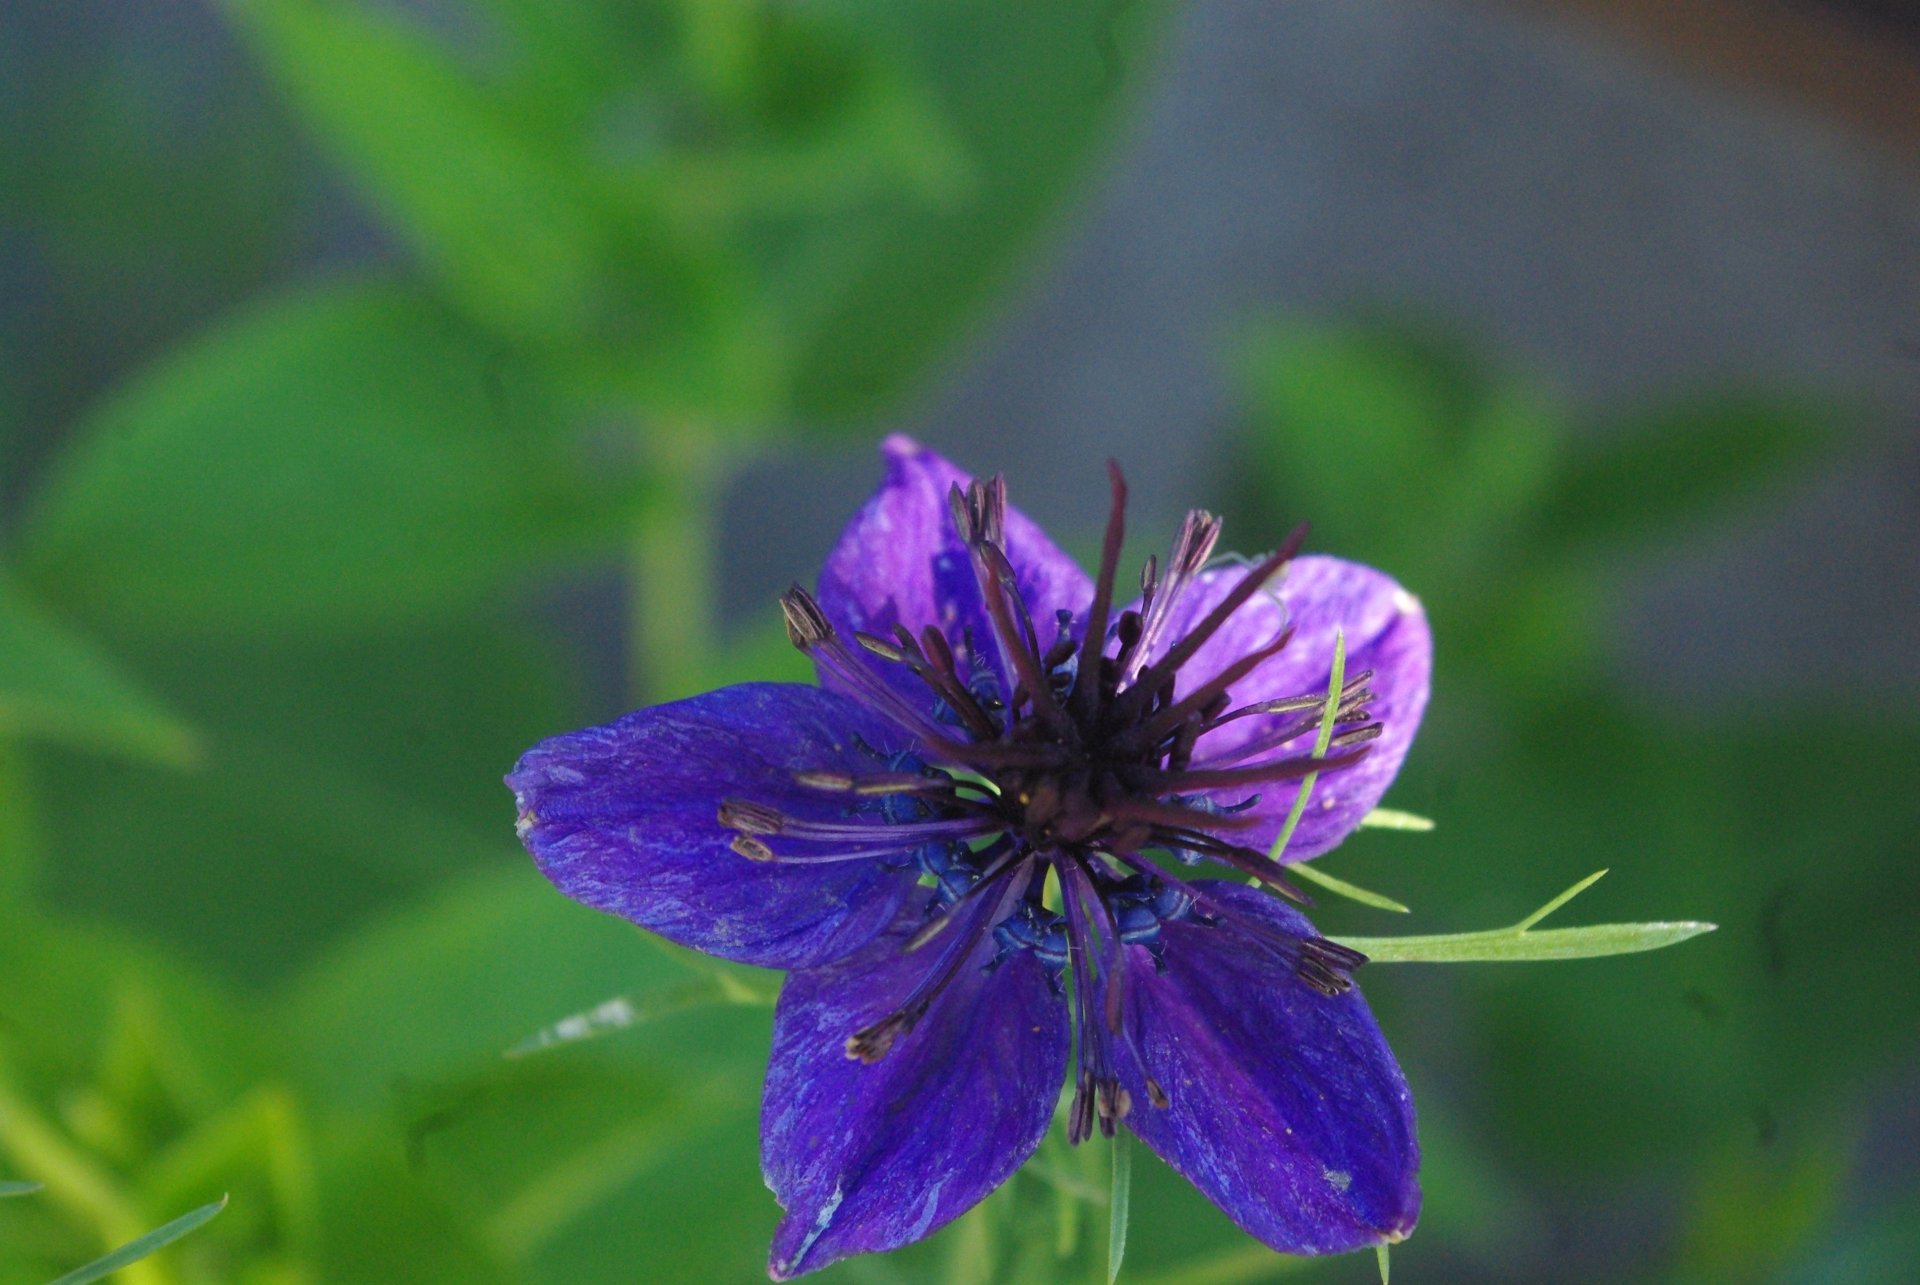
xmin=779 ymin=1 xmax=1165 ymax=418
xmin=1230 ymin=319 xmax=1560 ymax=595
xmin=16 ymin=279 xmax=620 ymax=639
xmin=1107 ymin=1133 xmax=1131 ymax=1285
xmin=217 ymin=0 xmax=636 ymax=344
xmin=35 ymin=614 xmax=578 ymax=985
xmin=0 ymin=577 xmax=197 ymax=766
xmin=47 ymin=1194 xmax=227 ymax=1285
xmin=1358 ymin=808 xmax=1433 ymax=832
xmin=280 ymin=867 xmax=767 ymax=1112
xmin=1537 ymin=391 xmax=1845 ymax=556
xmin=226 ymin=0 xmax=1160 ymax=423
xmin=504 ymin=972 xmax=776 ymax=1060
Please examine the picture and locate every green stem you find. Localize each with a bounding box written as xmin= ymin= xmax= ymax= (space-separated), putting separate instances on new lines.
xmin=0 ymin=740 xmax=37 ymax=905
xmin=628 ymin=427 xmax=726 ymax=704
xmin=0 ymin=1071 xmax=167 ymax=1285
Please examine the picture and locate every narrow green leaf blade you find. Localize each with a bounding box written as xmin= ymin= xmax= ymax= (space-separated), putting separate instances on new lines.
xmin=0 ymin=1179 xmax=44 ymax=1197
xmin=0 ymin=577 xmax=197 ymax=766
xmin=1359 ymin=808 xmax=1434 ymax=832
xmin=1340 ymin=921 xmax=1717 ymax=964
xmin=1107 ymin=1132 xmax=1132 ymax=1285
xmin=505 ymin=974 xmax=773 ymax=1059
xmin=1513 ymin=868 xmax=1609 ymax=932
xmin=48 ymin=1195 xmax=228 ymax=1285
xmin=1375 ymin=1242 xmax=1391 ymax=1284
xmin=1289 ymin=862 xmax=1411 ymax=914
xmin=1267 ymin=629 xmax=1345 ymax=864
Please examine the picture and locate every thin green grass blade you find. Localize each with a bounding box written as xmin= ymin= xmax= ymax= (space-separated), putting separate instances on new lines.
xmin=1359 ymin=808 xmax=1434 ymax=831
xmin=1266 ymin=629 xmax=1346 ymax=865
xmin=1513 ymin=868 xmax=1609 ymax=931
xmin=1289 ymin=862 xmax=1411 ymax=913
xmin=1376 ymin=1242 xmax=1391 ymax=1284
xmin=1339 ymin=920 xmax=1717 ymax=963
xmin=48 ymin=1194 xmax=228 ymax=1285
xmin=0 ymin=1179 xmax=44 ymax=1197
xmin=1107 ymin=1133 xmax=1132 ymax=1285
xmin=1337 ymin=869 xmax=1713 ymax=962
xmin=504 ymin=973 xmax=772 ymax=1058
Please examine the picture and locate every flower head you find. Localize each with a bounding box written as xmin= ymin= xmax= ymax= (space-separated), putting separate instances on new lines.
xmin=509 ymin=436 xmax=1431 ymax=1278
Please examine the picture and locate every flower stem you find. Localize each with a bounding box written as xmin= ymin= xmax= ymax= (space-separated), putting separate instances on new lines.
xmin=0 ymin=742 xmax=37 ymax=904
xmin=628 ymin=426 xmax=726 ymax=704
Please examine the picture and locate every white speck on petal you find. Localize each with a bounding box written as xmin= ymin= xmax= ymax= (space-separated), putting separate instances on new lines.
xmin=783 ymin=1183 xmax=845 ymax=1273
xmin=1391 ymin=588 xmax=1422 ymax=615
xmin=1323 ymin=1168 xmax=1353 ymax=1193
xmin=516 ymin=810 xmax=537 ymax=839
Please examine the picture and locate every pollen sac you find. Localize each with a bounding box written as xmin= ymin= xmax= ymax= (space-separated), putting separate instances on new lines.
xmin=991 ymin=902 xmax=1070 ymax=978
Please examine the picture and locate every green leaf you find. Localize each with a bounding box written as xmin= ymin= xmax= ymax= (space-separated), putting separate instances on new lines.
xmin=1375 ymin=1243 xmax=1391 ymax=1284
xmin=0 ymin=1179 xmax=44 ymax=1197
xmin=1289 ymin=863 xmax=1411 ymax=915
xmin=47 ymin=1194 xmax=227 ymax=1285
xmin=504 ymin=974 xmax=776 ymax=1060
xmin=16 ymin=279 xmax=619 ymax=638
xmin=1359 ymin=808 xmax=1434 ymax=832
xmin=34 ymin=615 xmax=577 ymax=985
xmin=218 ymin=0 xmax=613 ymax=346
xmin=1540 ymin=391 xmax=1847 ymax=555
xmin=779 ymin=1 xmax=1168 ymax=418
xmin=1229 ymin=319 xmax=1560 ymax=595
xmin=1107 ymin=1132 xmax=1132 ymax=1285
xmin=1338 ymin=870 xmax=1716 ymax=963
xmin=1266 ymin=628 xmax=1345 ymax=863
xmin=0 ymin=577 xmax=197 ymax=766
xmin=280 ymin=868 xmax=768 ymax=1112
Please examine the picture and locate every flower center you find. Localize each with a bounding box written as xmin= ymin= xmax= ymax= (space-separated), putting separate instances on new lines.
xmin=725 ymin=465 xmax=1380 ymax=1134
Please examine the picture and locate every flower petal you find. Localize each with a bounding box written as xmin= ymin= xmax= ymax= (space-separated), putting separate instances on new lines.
xmin=762 ymin=897 xmax=1069 ymax=1279
xmin=1114 ymin=881 xmax=1419 ymax=1254
xmin=816 ymin=434 xmax=1092 ymax=711
xmin=507 ymin=683 xmax=920 ymax=970
xmin=1134 ymin=555 xmax=1431 ymax=861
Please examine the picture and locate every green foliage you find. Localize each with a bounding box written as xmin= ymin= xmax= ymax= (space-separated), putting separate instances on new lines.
xmin=222 ymin=0 xmax=1158 ymax=422
xmin=1338 ymin=870 xmax=1715 ymax=962
xmin=47 ymin=1196 xmax=228 ymax=1285
xmin=16 ymin=280 xmax=620 ymax=639
xmin=0 ymin=578 xmax=197 ymax=766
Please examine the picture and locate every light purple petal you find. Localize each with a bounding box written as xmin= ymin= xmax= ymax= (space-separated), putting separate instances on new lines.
xmin=507 ymin=683 xmax=920 ymax=970
xmin=762 ymin=899 xmax=1069 ymax=1279
xmin=1129 ymin=556 xmax=1431 ymax=861
xmin=1114 ymin=881 xmax=1419 ymax=1254
xmin=816 ymin=434 xmax=1093 ymax=711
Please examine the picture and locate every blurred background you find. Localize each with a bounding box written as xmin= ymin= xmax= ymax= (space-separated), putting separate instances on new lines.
xmin=3 ymin=1 xmax=1918 ymax=1281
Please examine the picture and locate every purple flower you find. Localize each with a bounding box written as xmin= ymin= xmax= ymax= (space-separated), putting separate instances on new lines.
xmin=509 ymin=436 xmax=1431 ymax=1278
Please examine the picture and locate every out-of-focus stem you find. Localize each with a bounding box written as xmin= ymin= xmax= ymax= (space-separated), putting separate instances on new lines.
xmin=0 ymin=743 xmax=36 ymax=904
xmin=0 ymin=1073 xmax=167 ymax=1285
xmin=628 ymin=426 xmax=726 ymax=704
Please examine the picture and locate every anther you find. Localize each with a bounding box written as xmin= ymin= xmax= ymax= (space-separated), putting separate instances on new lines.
xmin=779 ymin=585 xmax=833 ymax=648
xmin=730 ymin=835 xmax=775 ymax=862
xmin=1145 ymin=1078 xmax=1170 ymax=1109
xmin=845 ymin=1011 xmax=918 ymax=1063
xmin=854 ymin=632 xmax=906 ymax=662
xmin=794 ymin=770 xmax=855 ymax=791
xmin=718 ymin=799 xmax=784 ymax=834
